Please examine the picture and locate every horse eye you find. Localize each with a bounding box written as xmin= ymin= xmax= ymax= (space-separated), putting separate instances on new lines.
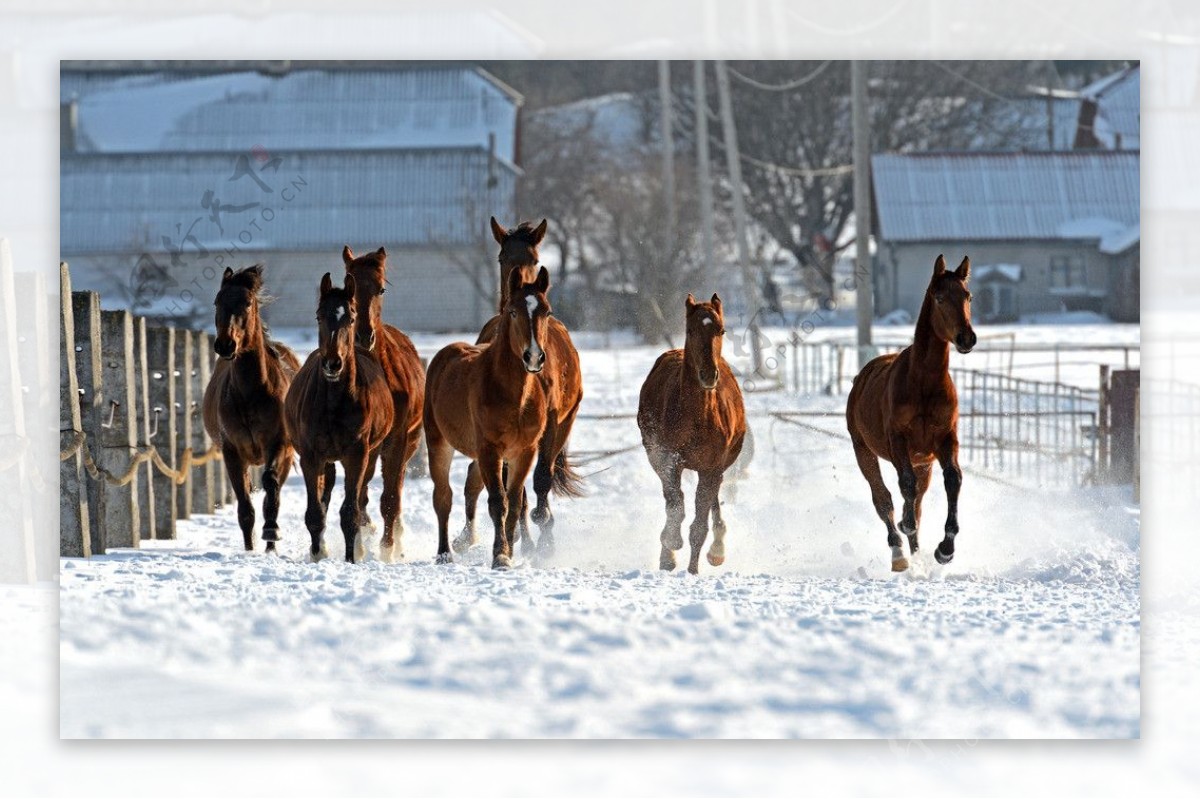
xmin=379 ymin=288 xmax=386 ymax=295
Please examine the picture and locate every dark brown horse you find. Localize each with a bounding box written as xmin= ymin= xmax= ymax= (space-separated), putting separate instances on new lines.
xmin=203 ymin=264 xmax=301 ymax=552
xmin=284 ymin=273 xmax=394 ymax=563
xmin=846 ymin=255 xmax=976 ymax=572
xmin=425 ymin=266 xmax=552 ymax=569
xmin=455 ymin=218 xmax=584 ymax=558
xmin=638 ymin=293 xmax=747 ymax=575
xmin=341 ymin=245 xmax=426 ymax=563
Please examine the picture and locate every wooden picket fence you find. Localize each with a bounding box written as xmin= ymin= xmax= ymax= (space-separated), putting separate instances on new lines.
xmin=57 ymin=261 xmax=229 ymax=565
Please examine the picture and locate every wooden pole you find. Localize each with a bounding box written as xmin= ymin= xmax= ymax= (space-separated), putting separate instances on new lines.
xmin=133 ymin=316 xmax=156 ymax=541
xmin=713 ymin=59 xmax=763 ymax=374
xmin=99 ymin=310 xmax=140 ymax=548
xmin=72 ymin=291 xmax=106 ymax=554
xmin=693 ymin=60 xmax=716 ymax=291
xmin=60 ymin=265 xmax=92 ymax=558
xmin=0 ymin=239 xmax=35 ymax=581
xmin=146 ymin=325 xmax=177 ymax=539
xmin=851 ymin=60 xmax=875 ymax=370
xmin=173 ymin=329 xmax=193 ymax=521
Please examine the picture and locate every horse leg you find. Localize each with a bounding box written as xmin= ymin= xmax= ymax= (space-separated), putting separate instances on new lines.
xmin=478 ymin=445 xmax=511 ymax=569
xmin=454 ymin=460 xmax=483 ymax=554
xmin=851 ymin=433 xmax=906 ymax=571
xmin=339 ymin=446 xmax=369 ymax=564
xmin=505 ymin=449 xmax=537 ymax=564
xmin=320 ymin=462 xmax=336 ymax=513
xmin=426 ymin=425 xmax=455 ymax=565
xmin=934 ymin=434 xmax=963 ymax=565
xmin=260 ymin=441 xmax=288 ymax=554
xmin=707 ymin=482 xmax=728 ymax=567
xmin=223 ymin=445 xmax=254 ymax=551
xmin=687 ymin=471 xmax=722 ymax=575
xmin=529 ymin=416 xmax=559 ymax=555
xmin=301 ymin=456 xmax=329 ymax=562
xmin=910 ymin=464 xmax=933 ymax=556
xmin=889 ymin=432 xmax=920 ymax=556
xmin=650 ymin=449 xmax=685 ymax=571
xmin=379 ymin=428 xmax=414 ymax=565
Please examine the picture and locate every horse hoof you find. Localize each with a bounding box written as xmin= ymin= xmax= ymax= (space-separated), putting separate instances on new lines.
xmin=452 ymin=531 xmax=477 ymax=554
xmin=934 ymin=546 xmax=954 ymax=565
xmin=435 ymin=551 xmax=453 ymax=565
xmin=707 ymin=551 xmax=725 ymax=567
xmin=891 ymin=557 xmax=910 ymax=572
xmin=265 ymin=541 xmax=277 ymax=554
xmin=531 ymin=506 xmax=550 ymax=526
xmin=310 ymin=548 xmax=328 ymax=564
xmin=379 ymin=542 xmax=398 ymax=564
xmin=660 ymin=550 xmax=676 ymax=571
xmin=493 ymin=555 xmax=512 ymax=570
xmin=262 ymin=527 xmax=280 ymax=543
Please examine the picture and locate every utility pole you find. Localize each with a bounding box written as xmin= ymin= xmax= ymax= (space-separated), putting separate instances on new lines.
xmin=714 ymin=59 xmax=764 ymax=374
xmin=694 ymin=60 xmax=716 ymax=291
xmin=658 ymin=60 xmax=677 ymax=257
xmin=851 ymin=60 xmax=874 ymax=370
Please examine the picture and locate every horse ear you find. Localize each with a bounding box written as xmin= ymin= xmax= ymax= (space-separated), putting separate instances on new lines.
xmin=343 ymin=273 xmax=356 ymax=299
xmin=710 ymin=293 xmax=723 ymax=315
xmin=955 ymin=256 xmax=971 ymax=281
xmin=685 ymin=293 xmax=697 ymax=312
xmin=933 ymin=254 xmax=946 ymax=276
xmin=342 ymin=246 xmax=354 ymax=267
xmin=377 ymin=246 xmax=387 ymax=258
xmin=320 ymin=272 xmax=333 ymax=296
xmin=532 ymin=219 xmax=548 ymax=246
xmin=222 ymin=266 xmax=234 ymax=283
xmin=507 ymin=263 xmax=524 ymax=298
xmin=245 ymin=263 xmax=262 ymax=278
xmin=490 ymin=216 xmax=507 ymax=245
xmin=534 ymin=265 xmax=550 ymax=294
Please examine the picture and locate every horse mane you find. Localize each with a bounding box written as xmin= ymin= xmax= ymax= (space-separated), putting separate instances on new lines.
xmin=219 ymin=264 xmax=277 ymax=336
xmin=506 ymin=221 xmax=543 ymax=246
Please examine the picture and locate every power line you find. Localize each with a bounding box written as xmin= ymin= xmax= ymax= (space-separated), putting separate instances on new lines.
xmin=727 ymin=61 xmax=833 ymax=92
xmin=929 ymin=61 xmax=1022 ymax=104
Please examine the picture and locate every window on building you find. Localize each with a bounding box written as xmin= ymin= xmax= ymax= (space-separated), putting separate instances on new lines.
xmin=1049 ymin=255 xmax=1087 ymax=289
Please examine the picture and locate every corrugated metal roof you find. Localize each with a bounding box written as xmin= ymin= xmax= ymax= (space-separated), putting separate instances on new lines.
xmin=61 ymin=148 xmax=519 ymax=253
xmin=871 ymin=151 xmax=1139 ymax=243
xmin=63 ymin=67 xmax=518 ymax=160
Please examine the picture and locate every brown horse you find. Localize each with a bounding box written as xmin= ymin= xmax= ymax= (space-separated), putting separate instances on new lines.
xmin=203 ymin=264 xmax=301 ymax=552
xmin=425 ymin=266 xmax=552 ymax=569
xmin=846 ymin=254 xmax=976 ymax=572
xmin=284 ymin=272 xmax=394 ymax=563
xmin=455 ymin=217 xmax=584 ymax=558
xmin=638 ymin=293 xmax=747 ymax=575
xmin=341 ymin=245 xmax=426 ymax=563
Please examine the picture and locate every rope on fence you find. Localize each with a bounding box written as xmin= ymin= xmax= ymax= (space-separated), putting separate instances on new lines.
xmin=60 ymin=428 xmax=221 ymax=487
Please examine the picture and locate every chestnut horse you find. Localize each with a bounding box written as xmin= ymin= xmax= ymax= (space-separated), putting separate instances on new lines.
xmin=203 ymin=264 xmax=301 ymax=552
xmin=284 ymin=273 xmax=394 ymax=563
xmin=846 ymin=255 xmax=976 ymax=572
xmin=425 ymin=266 xmax=552 ymax=569
xmin=454 ymin=218 xmax=584 ymax=558
xmin=341 ymin=245 xmax=426 ymax=563
xmin=638 ymin=293 xmax=747 ymax=575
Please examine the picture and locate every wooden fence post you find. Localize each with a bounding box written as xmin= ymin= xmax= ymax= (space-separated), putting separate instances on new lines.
xmin=99 ymin=309 xmax=140 ymax=548
xmin=133 ymin=316 xmax=156 ymax=541
xmin=191 ymin=331 xmax=214 ymax=515
xmin=72 ymin=291 xmax=106 ymax=554
xmin=0 ymin=239 xmax=35 ymax=581
xmin=1098 ymin=364 xmax=1111 ymax=483
xmin=60 ymin=265 xmax=92 ymax=558
xmin=174 ymin=329 xmax=193 ymax=521
xmin=146 ymin=325 xmax=177 ymax=539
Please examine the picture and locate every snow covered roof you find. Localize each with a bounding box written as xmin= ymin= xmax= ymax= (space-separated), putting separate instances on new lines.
xmin=62 ymin=66 xmax=520 ymax=161
xmin=532 ymin=92 xmax=650 ymax=152
xmin=1079 ymin=65 xmax=1140 ymax=149
xmin=872 ymin=151 xmax=1139 ymax=243
xmin=973 ymin=263 xmax=1022 ymax=282
xmin=61 ymin=148 xmax=519 ymax=254
xmin=1099 ymin=222 xmax=1140 ymax=255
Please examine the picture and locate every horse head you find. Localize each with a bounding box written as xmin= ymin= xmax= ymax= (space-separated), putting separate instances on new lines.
xmin=213 ymin=264 xmax=265 ymax=360
xmin=491 ymin=217 xmax=547 ymax=309
xmin=342 ymin=245 xmax=387 ymax=351
xmin=317 ymin=271 xmax=357 ymax=382
xmin=504 ymin=264 xmax=552 ymax=375
xmin=684 ymin=292 xmax=726 ymax=391
xmin=927 ymin=255 xmax=976 ymax=354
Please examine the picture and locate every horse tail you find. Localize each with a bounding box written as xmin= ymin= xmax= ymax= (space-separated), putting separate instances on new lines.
xmin=551 ymin=448 xmax=586 ymax=498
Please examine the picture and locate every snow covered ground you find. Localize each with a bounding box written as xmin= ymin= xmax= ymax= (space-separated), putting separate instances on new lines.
xmin=58 ymin=327 xmax=1140 ymax=739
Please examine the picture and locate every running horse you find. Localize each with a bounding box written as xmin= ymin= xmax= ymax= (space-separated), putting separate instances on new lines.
xmin=284 ymin=273 xmax=394 ymax=563
xmin=638 ymin=293 xmax=747 ymax=575
xmin=425 ymin=266 xmax=553 ymax=569
xmin=846 ymin=255 xmax=976 ymax=572
xmin=203 ymin=264 xmax=301 ymax=552
xmin=341 ymin=246 xmax=426 ymax=563
xmin=453 ymin=218 xmax=584 ymax=558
